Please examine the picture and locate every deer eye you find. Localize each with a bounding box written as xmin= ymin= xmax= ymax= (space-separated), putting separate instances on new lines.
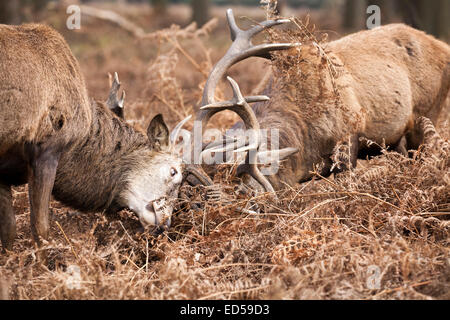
xmin=170 ymin=167 xmax=177 ymax=177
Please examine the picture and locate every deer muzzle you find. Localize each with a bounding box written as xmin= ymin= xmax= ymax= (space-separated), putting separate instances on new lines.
xmin=145 ymin=197 xmax=172 ymax=233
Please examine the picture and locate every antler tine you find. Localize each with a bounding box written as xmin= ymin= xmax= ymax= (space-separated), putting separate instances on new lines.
xmin=226 ymin=8 xmax=240 ymax=41
xmin=184 ymin=164 xmax=214 ymax=186
xmin=201 ymin=77 xmax=266 ymax=128
xmin=202 ymin=77 xmax=275 ymax=193
xmin=169 ymin=115 xmax=192 ymax=152
xmin=197 ymin=8 xmax=298 ymax=127
xmin=258 ymin=147 xmax=299 ymax=164
xmin=226 ymin=9 xmax=291 ymax=49
xmin=201 ymin=135 xmax=251 ymax=164
xmin=245 ymin=18 xmax=291 ymax=38
xmin=107 ymin=72 xmax=120 ymax=100
xmin=202 ymin=137 xmax=247 ymax=154
xmin=236 ymin=147 xmax=299 ymax=174
xmin=107 ymin=72 xmax=125 ymax=118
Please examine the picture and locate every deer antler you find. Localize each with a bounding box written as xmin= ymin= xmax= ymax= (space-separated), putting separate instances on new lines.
xmin=201 ymin=77 xmax=275 ymax=192
xmin=107 ymin=72 xmax=125 ymax=118
xmin=194 ymin=9 xmax=300 ymax=194
xmin=197 ymin=9 xmax=299 ymax=126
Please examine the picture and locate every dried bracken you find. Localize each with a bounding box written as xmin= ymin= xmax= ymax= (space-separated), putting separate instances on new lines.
xmin=1 ymin=109 xmax=447 ymax=299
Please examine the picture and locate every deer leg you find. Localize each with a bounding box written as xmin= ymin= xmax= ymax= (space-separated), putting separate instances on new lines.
xmin=27 ymin=146 xmax=60 ymax=246
xmin=349 ymin=134 xmax=360 ymax=168
xmin=0 ymin=183 xmax=16 ymax=251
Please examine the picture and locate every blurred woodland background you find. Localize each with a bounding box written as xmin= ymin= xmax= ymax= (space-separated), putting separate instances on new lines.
xmin=1 ymin=0 xmax=448 ymax=108
xmin=1 ymin=0 xmax=449 ymax=39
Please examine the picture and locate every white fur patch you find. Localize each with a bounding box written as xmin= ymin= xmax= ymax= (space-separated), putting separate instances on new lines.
xmin=122 ymin=153 xmax=182 ymax=227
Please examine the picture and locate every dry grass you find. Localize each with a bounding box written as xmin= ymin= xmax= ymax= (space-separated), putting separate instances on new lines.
xmin=0 ymin=3 xmax=449 ymax=300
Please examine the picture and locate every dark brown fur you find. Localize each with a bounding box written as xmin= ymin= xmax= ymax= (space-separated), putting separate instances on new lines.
xmin=53 ymin=101 xmax=151 ymax=212
xmin=0 ymin=24 xmax=168 ymax=250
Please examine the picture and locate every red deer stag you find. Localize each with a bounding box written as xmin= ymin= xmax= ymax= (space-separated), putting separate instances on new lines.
xmin=0 ymin=24 xmax=195 ymax=251
xmin=196 ymin=9 xmax=450 ymax=193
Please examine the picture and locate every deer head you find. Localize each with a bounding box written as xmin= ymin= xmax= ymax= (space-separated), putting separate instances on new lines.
xmin=120 ymin=114 xmax=192 ymax=231
xmin=103 ymin=73 xmax=210 ymax=231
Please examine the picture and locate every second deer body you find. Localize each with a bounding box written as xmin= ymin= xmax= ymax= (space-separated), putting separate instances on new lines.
xmin=198 ymin=10 xmax=450 ymax=192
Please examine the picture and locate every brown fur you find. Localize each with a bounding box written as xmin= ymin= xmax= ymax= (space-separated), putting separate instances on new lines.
xmin=0 ymin=24 xmax=91 ymax=155
xmin=245 ymin=24 xmax=450 ymax=190
xmin=0 ymin=24 xmax=172 ymax=250
xmin=52 ymin=101 xmax=150 ymax=212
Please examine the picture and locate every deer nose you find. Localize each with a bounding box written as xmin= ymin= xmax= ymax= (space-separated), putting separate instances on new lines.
xmin=151 ymin=218 xmax=171 ymax=235
xmin=146 ymin=199 xmax=171 ymax=229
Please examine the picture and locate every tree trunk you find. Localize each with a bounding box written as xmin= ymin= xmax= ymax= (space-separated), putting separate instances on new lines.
xmin=0 ymin=0 xmax=21 ymax=25
xmin=417 ymin=0 xmax=434 ymax=35
xmin=151 ymin=0 xmax=167 ymax=15
xmin=397 ymin=0 xmax=449 ymax=39
xmin=343 ymin=0 xmax=367 ymax=31
xmin=191 ymin=0 xmax=210 ymax=27
xmin=434 ymin=0 xmax=449 ymax=39
xmin=32 ymin=0 xmax=49 ymax=13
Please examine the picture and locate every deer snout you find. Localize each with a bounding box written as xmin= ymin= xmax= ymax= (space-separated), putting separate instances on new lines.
xmin=145 ymin=198 xmax=172 ymax=231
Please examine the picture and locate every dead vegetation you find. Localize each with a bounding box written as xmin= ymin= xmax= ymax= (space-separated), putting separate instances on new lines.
xmin=0 ymin=3 xmax=449 ymax=300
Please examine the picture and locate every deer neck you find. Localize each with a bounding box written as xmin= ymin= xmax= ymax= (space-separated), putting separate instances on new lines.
xmin=252 ymin=79 xmax=342 ymax=184
xmin=52 ymin=101 xmax=149 ymax=213
xmin=252 ymin=99 xmax=314 ymax=185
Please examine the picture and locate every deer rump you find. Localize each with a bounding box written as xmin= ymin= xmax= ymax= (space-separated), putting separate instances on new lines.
xmin=196 ymin=12 xmax=450 ymax=191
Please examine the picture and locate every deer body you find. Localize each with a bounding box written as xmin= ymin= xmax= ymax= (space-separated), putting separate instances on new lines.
xmin=196 ymin=11 xmax=449 ymax=193
xmin=253 ymin=24 xmax=450 ymax=189
xmin=0 ymin=24 xmax=187 ymax=250
xmin=0 ymin=24 xmax=91 ymax=156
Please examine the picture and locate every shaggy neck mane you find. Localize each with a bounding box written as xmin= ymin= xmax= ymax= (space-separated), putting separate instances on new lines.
xmin=53 ymin=101 xmax=150 ymax=212
xmin=248 ymin=44 xmax=351 ymax=186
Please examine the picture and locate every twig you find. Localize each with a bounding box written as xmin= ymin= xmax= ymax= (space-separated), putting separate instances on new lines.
xmin=119 ymin=221 xmax=135 ymax=243
xmin=152 ymin=94 xmax=186 ymax=120
xmin=297 ymin=197 xmax=347 ymax=219
xmin=199 ymin=285 xmax=270 ymax=300
xmin=165 ymin=36 xmax=207 ymax=76
xmin=80 ymin=5 xmax=145 ymax=38
xmin=371 ymin=280 xmax=434 ymax=298
xmin=55 ymin=221 xmax=79 ymax=261
xmin=193 ymin=263 xmax=279 ymax=273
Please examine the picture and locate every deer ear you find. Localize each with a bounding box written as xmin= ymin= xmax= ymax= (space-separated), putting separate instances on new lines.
xmin=147 ymin=114 xmax=170 ymax=150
